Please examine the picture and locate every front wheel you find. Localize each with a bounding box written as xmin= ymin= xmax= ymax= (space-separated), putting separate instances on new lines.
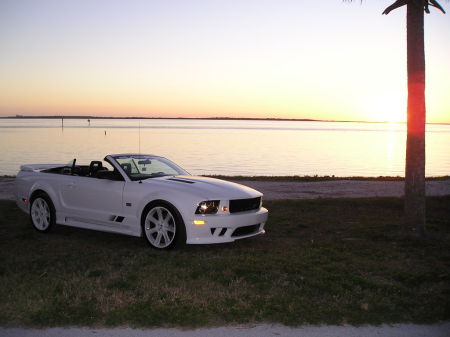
xmin=30 ymin=193 xmax=55 ymax=232
xmin=142 ymin=202 xmax=186 ymax=249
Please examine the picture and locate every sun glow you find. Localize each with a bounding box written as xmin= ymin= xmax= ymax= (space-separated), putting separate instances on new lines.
xmin=0 ymin=1 xmax=448 ymax=122
xmin=362 ymin=93 xmax=407 ymax=123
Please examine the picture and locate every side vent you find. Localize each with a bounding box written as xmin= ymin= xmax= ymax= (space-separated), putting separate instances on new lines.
xmin=109 ymin=215 xmax=125 ymax=223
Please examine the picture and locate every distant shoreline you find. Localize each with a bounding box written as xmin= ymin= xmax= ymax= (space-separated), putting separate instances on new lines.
xmin=1 ymin=115 xmax=449 ymax=125
xmin=0 ymin=115 xmax=398 ymax=124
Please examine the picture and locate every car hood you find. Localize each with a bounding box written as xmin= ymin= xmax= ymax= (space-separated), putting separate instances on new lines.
xmin=142 ymin=175 xmax=262 ymax=200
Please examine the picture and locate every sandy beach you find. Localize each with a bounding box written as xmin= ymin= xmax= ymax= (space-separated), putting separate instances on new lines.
xmin=1 ymin=176 xmax=449 ymax=201
xmin=236 ymin=179 xmax=450 ymax=200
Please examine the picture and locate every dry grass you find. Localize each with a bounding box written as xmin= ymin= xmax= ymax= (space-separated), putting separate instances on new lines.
xmin=0 ymin=197 xmax=449 ymax=327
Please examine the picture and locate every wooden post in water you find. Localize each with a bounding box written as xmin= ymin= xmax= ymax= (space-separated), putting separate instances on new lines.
xmin=61 ymin=116 xmax=64 ymax=129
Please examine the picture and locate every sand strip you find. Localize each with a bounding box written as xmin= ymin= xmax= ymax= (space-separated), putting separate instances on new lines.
xmin=233 ymin=179 xmax=450 ymax=200
xmin=1 ymin=177 xmax=449 ymax=201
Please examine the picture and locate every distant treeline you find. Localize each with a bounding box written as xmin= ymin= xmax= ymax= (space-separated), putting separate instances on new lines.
xmin=3 ymin=115 xmax=392 ymax=123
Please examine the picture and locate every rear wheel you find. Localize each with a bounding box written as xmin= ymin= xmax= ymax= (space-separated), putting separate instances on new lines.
xmin=142 ymin=202 xmax=186 ymax=249
xmin=30 ymin=193 xmax=55 ymax=232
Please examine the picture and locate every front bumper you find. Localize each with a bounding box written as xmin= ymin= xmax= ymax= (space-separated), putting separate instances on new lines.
xmin=185 ymin=207 xmax=268 ymax=244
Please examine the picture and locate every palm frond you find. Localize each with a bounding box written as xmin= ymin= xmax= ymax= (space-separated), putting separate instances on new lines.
xmin=345 ymin=0 xmax=446 ymax=15
xmin=429 ymin=0 xmax=446 ymax=13
xmin=382 ymin=0 xmax=408 ymax=15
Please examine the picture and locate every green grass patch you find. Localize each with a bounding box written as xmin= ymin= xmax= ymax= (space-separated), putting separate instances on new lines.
xmin=0 ymin=197 xmax=449 ymax=327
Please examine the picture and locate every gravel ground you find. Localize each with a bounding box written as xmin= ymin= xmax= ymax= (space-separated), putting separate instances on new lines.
xmin=0 ymin=323 xmax=449 ymax=337
xmin=2 ymin=177 xmax=449 ymax=201
xmin=234 ymin=179 xmax=450 ymax=200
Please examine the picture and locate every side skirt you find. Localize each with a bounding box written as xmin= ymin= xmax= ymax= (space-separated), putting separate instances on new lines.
xmin=55 ymin=213 xmax=141 ymax=237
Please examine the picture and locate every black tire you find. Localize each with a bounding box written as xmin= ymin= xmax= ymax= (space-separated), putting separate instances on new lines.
xmin=29 ymin=193 xmax=55 ymax=233
xmin=141 ymin=201 xmax=186 ymax=249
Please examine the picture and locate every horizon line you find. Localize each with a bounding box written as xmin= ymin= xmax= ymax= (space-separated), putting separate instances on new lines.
xmin=1 ymin=115 xmax=449 ymax=125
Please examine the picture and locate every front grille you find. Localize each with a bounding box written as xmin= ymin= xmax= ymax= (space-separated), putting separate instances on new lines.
xmin=229 ymin=197 xmax=261 ymax=213
xmin=231 ymin=224 xmax=260 ymax=237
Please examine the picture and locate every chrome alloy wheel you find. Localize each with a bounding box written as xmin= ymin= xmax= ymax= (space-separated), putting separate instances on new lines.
xmin=31 ymin=197 xmax=51 ymax=231
xmin=144 ymin=206 xmax=176 ymax=248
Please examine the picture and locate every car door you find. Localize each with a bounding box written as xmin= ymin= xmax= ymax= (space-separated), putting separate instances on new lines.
xmin=59 ymin=175 xmax=125 ymax=225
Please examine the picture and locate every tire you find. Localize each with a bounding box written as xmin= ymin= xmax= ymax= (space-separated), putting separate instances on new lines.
xmin=30 ymin=193 xmax=55 ymax=233
xmin=142 ymin=201 xmax=186 ymax=249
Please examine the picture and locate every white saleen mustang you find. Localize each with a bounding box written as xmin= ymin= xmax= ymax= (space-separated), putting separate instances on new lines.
xmin=15 ymin=154 xmax=268 ymax=249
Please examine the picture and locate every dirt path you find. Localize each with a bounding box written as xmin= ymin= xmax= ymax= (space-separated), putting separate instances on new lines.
xmin=233 ymin=179 xmax=450 ymax=200
xmin=1 ymin=323 xmax=449 ymax=337
xmin=2 ymin=177 xmax=449 ymax=201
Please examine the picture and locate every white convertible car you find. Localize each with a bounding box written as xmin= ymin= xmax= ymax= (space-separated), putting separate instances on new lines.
xmin=15 ymin=154 xmax=268 ymax=249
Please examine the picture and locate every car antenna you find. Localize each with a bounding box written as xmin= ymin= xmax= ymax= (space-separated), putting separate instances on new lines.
xmin=137 ymin=121 xmax=143 ymax=184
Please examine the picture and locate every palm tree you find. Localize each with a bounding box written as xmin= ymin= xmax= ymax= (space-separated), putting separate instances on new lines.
xmin=350 ymin=1 xmax=446 ymax=236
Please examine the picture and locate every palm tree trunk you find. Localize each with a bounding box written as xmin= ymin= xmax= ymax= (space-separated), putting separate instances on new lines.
xmin=404 ymin=1 xmax=426 ymax=236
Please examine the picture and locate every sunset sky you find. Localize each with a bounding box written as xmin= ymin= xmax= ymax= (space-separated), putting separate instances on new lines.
xmin=0 ymin=0 xmax=449 ymax=123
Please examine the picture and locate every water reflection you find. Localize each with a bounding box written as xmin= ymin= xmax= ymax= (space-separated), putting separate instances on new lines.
xmin=0 ymin=119 xmax=448 ymax=177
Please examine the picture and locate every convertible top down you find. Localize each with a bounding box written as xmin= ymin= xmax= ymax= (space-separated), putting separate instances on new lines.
xmin=15 ymin=154 xmax=268 ymax=249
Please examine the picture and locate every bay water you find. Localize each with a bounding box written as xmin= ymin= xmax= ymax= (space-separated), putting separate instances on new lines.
xmin=0 ymin=118 xmax=448 ymax=177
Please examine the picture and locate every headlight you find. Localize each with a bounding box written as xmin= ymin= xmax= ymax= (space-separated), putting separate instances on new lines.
xmin=195 ymin=200 xmax=220 ymax=214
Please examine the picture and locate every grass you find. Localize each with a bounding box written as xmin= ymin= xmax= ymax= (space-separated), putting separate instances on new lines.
xmin=0 ymin=197 xmax=449 ymax=327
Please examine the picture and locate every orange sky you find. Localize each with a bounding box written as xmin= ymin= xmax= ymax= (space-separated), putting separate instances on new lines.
xmin=0 ymin=0 xmax=449 ymax=123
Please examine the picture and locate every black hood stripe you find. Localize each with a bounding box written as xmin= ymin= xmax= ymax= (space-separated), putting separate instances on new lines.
xmin=167 ymin=178 xmax=195 ymax=184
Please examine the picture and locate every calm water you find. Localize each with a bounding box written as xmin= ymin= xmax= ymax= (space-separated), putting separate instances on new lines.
xmin=0 ymin=118 xmax=449 ymax=177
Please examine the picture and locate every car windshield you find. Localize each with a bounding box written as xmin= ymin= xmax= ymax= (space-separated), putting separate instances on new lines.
xmin=113 ymin=155 xmax=188 ymax=181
